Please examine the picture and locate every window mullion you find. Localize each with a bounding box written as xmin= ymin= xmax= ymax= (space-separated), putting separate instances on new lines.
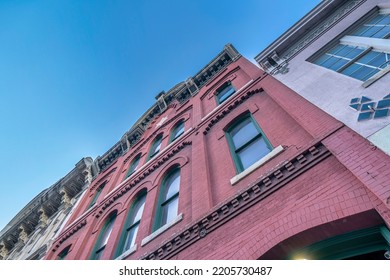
xmin=337 ymin=47 xmax=373 ymax=73
xmin=235 ymin=134 xmax=261 ymax=153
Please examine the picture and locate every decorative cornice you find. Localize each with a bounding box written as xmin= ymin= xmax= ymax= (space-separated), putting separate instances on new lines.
xmin=142 ymin=142 xmax=331 ymax=260
xmin=203 ymin=88 xmax=262 ymax=135
xmin=51 ymin=219 xmax=87 ymax=253
xmin=96 ymin=141 xmax=192 ymax=218
xmin=256 ymin=0 xmax=366 ymax=73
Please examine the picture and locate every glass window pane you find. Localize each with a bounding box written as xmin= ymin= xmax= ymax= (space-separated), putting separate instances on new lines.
xmin=350 ymin=65 xmax=378 ymax=81
xmin=124 ymin=224 xmax=139 ymax=251
xmin=94 ymin=214 xmax=116 ymax=259
xmin=342 ymin=63 xmax=362 ymax=76
xmin=327 ymin=44 xmax=347 ymax=55
xmin=131 ymin=195 xmax=146 ymax=223
xmin=314 ymin=54 xmax=331 ymax=65
xmin=343 ymin=46 xmax=365 ymax=59
xmin=230 ymin=118 xmax=259 ymax=149
xmin=321 ymin=56 xmax=342 ymax=69
xmin=328 ymin=58 xmax=349 ymax=71
xmin=356 ymin=50 xmax=380 ymax=64
xmin=172 ymin=121 xmax=184 ymax=141
xmin=162 ymin=197 xmax=178 ymax=225
xmin=238 ymin=137 xmax=271 ymax=170
xmin=218 ymin=85 xmax=235 ymax=103
xmin=165 ymin=170 xmax=180 ymax=200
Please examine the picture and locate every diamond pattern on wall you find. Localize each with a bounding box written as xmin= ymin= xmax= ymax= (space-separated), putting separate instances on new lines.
xmin=349 ymin=94 xmax=390 ymax=121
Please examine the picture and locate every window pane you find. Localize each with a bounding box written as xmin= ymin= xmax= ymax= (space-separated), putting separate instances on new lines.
xmin=162 ymin=196 xmax=179 ymax=225
xmin=123 ymin=224 xmax=139 ymax=251
xmin=230 ymin=118 xmax=259 ymax=149
xmin=131 ymin=195 xmax=146 ymax=223
xmin=94 ymin=214 xmax=116 ymax=259
xmin=165 ymin=170 xmax=180 ymax=200
xmin=238 ymin=137 xmax=271 ymax=170
xmin=217 ymin=85 xmax=235 ymax=103
xmin=126 ymin=156 xmax=140 ymax=177
xmin=349 ymin=65 xmax=378 ymax=81
xmin=171 ymin=121 xmax=184 ymax=141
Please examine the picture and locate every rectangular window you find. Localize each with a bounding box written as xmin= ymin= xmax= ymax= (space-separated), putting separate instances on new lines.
xmin=311 ymin=9 xmax=390 ymax=83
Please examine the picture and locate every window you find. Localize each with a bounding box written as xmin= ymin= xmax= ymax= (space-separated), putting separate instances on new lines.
xmin=91 ymin=211 xmax=117 ymax=260
xmin=226 ymin=114 xmax=272 ymax=173
xmin=88 ymin=182 xmax=106 ymax=209
xmin=154 ymin=167 xmax=180 ymax=231
xmin=125 ymin=154 xmax=141 ymax=179
xmin=169 ymin=120 xmax=185 ymax=142
xmin=147 ymin=134 xmax=163 ymax=161
xmin=312 ymin=9 xmax=390 ymax=82
xmin=56 ymin=245 xmax=71 ymax=260
xmin=216 ymin=82 xmax=236 ymax=104
xmin=116 ymin=191 xmax=146 ymax=256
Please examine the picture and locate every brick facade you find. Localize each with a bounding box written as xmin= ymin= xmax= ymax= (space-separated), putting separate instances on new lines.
xmin=45 ymin=51 xmax=390 ymax=260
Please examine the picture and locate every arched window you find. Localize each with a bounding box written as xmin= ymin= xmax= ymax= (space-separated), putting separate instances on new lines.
xmin=147 ymin=134 xmax=163 ymax=161
xmin=56 ymin=245 xmax=71 ymax=260
xmin=225 ymin=114 xmax=272 ymax=173
xmin=91 ymin=211 xmax=117 ymax=260
xmin=115 ymin=191 xmax=146 ymax=257
xmin=169 ymin=120 xmax=185 ymax=143
xmin=216 ymin=82 xmax=236 ymax=104
xmin=88 ymin=182 xmax=106 ymax=209
xmin=154 ymin=167 xmax=180 ymax=231
xmin=125 ymin=154 xmax=141 ymax=179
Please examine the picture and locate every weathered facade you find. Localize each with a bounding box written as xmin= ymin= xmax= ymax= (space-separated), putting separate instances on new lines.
xmin=255 ymin=0 xmax=390 ymax=156
xmin=44 ymin=44 xmax=390 ymax=260
xmin=0 ymin=158 xmax=94 ymax=260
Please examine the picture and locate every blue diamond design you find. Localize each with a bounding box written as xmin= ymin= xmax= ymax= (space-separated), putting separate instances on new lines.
xmin=361 ymin=96 xmax=372 ymax=103
xmin=358 ymin=111 xmax=373 ymax=121
xmin=361 ymin=102 xmax=376 ymax=111
xmin=373 ymin=108 xmax=389 ymax=119
xmin=377 ymin=99 xmax=390 ymax=109
xmin=349 ymin=103 xmax=360 ymax=110
xmin=350 ymin=98 xmax=360 ymax=104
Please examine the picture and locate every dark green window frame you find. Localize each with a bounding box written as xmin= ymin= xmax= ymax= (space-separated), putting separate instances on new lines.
xmin=216 ymin=81 xmax=236 ymax=104
xmin=147 ymin=134 xmax=163 ymax=161
xmin=225 ymin=114 xmax=272 ymax=173
xmin=115 ymin=191 xmax=146 ymax=257
xmin=169 ymin=120 xmax=185 ymax=143
xmin=56 ymin=245 xmax=71 ymax=260
xmin=90 ymin=211 xmax=117 ymax=260
xmin=153 ymin=167 xmax=180 ymax=232
xmin=88 ymin=182 xmax=106 ymax=209
xmin=124 ymin=154 xmax=141 ymax=179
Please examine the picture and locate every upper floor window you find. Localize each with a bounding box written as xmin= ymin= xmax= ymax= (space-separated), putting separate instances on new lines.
xmin=311 ymin=9 xmax=390 ymax=83
xmin=147 ymin=134 xmax=163 ymax=161
xmin=115 ymin=191 xmax=146 ymax=257
xmin=216 ymin=82 xmax=236 ymax=104
xmin=154 ymin=167 xmax=180 ymax=231
xmin=125 ymin=154 xmax=141 ymax=179
xmin=225 ymin=114 xmax=272 ymax=173
xmin=88 ymin=182 xmax=106 ymax=209
xmin=169 ymin=120 xmax=185 ymax=143
xmin=91 ymin=211 xmax=117 ymax=260
xmin=56 ymin=245 xmax=71 ymax=260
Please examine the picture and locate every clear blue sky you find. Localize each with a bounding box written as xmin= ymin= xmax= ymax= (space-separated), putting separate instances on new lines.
xmin=0 ymin=0 xmax=320 ymax=231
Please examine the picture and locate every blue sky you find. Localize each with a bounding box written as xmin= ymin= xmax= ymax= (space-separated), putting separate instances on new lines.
xmin=0 ymin=0 xmax=320 ymax=231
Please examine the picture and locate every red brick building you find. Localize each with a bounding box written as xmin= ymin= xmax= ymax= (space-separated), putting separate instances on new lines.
xmin=45 ymin=44 xmax=390 ymax=260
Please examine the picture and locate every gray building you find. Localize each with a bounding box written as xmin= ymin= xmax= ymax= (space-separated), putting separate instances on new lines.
xmin=255 ymin=0 xmax=390 ymax=155
xmin=0 ymin=158 xmax=94 ymax=260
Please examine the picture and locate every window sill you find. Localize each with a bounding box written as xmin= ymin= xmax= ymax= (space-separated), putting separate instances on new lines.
xmin=114 ymin=244 xmax=137 ymax=260
xmin=230 ymin=145 xmax=284 ymax=186
xmin=141 ymin=213 xmax=183 ymax=247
